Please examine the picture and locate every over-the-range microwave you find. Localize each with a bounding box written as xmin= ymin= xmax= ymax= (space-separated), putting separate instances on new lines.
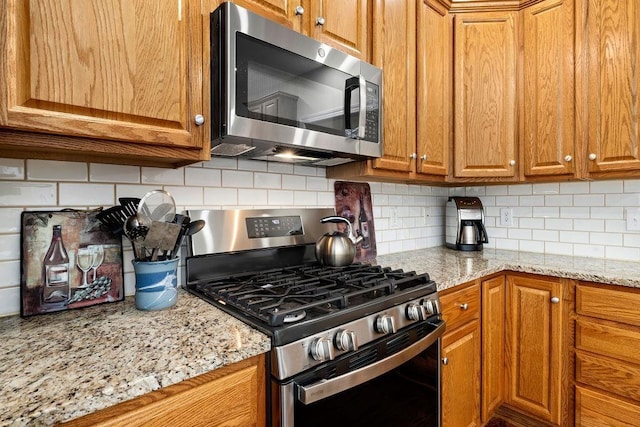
xmin=210 ymin=2 xmax=383 ymax=166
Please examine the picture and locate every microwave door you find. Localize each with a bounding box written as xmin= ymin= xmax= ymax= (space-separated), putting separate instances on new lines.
xmin=344 ymin=75 xmax=367 ymax=139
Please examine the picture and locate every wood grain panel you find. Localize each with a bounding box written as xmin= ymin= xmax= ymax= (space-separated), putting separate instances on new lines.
xmin=576 ymin=317 xmax=640 ymax=365
xmin=63 ymin=354 xmax=266 ymax=427
xmin=576 ymin=351 xmax=640 ymax=403
xmin=416 ymin=2 xmax=452 ymax=177
xmin=576 ymin=282 xmax=640 ymax=326
xmin=453 ymin=12 xmax=518 ymax=178
xmin=522 ymin=0 xmax=575 ymax=178
xmin=581 ymin=0 xmax=640 ymax=174
xmin=482 ymin=275 xmax=505 ymax=422
xmin=370 ymin=0 xmax=415 ymax=173
xmin=576 ymin=386 xmax=640 ymax=427
xmin=442 ymin=319 xmax=481 ymax=427
xmin=440 ymin=282 xmax=481 ymax=331
xmin=310 ymin=0 xmax=368 ymax=59
xmin=505 ymin=274 xmax=562 ymax=424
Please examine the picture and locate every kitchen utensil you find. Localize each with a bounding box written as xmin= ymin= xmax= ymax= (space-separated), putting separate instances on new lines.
xmin=143 ymin=221 xmax=182 ymax=261
xmin=168 ymin=219 xmax=205 ymax=260
xmin=124 ymin=215 xmax=148 ymax=260
xmin=315 ymin=216 xmax=363 ymax=267
xmin=96 ymin=206 xmax=127 ymax=235
xmin=118 ymin=197 xmax=141 ymax=217
xmin=137 ymin=190 xmax=176 ymax=227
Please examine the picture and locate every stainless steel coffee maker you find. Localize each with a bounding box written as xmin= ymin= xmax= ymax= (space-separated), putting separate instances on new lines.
xmin=445 ymin=197 xmax=489 ymax=251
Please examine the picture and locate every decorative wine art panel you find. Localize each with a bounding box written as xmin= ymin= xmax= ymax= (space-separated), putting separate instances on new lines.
xmin=334 ymin=181 xmax=376 ymax=262
xmin=20 ymin=210 xmax=124 ymax=317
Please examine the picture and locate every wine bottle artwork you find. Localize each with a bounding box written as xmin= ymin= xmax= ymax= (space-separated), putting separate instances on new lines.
xmin=358 ymin=194 xmax=371 ymax=249
xmin=21 ymin=210 xmax=125 ymax=317
xmin=42 ymin=225 xmax=70 ymax=309
xmin=334 ymin=181 xmax=376 ymax=263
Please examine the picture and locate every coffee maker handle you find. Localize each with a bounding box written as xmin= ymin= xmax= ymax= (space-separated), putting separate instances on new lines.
xmin=476 ymin=222 xmax=489 ymax=244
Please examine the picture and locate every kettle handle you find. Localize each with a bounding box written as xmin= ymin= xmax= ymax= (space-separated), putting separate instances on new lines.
xmin=320 ymin=216 xmax=358 ymax=244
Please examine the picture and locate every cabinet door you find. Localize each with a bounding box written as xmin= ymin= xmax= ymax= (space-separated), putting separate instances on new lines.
xmin=506 ymin=274 xmax=563 ymax=424
xmin=522 ymin=0 xmax=576 ymax=178
xmin=307 ymin=0 xmax=368 ymax=59
xmin=453 ymin=12 xmax=518 ymax=179
xmin=230 ymin=0 xmax=303 ymax=31
xmin=481 ymin=275 xmax=505 ymax=422
xmin=442 ymin=319 xmax=481 ymax=427
xmin=416 ymin=2 xmax=451 ymax=178
xmin=578 ymin=0 xmax=640 ymax=176
xmin=1 ymin=0 xmax=205 ymax=151
xmin=369 ymin=0 xmax=415 ymax=173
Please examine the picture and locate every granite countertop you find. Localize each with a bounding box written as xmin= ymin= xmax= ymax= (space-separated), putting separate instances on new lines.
xmin=0 ymin=290 xmax=271 ymax=427
xmin=2 ymin=247 xmax=640 ymax=426
xmin=376 ymin=247 xmax=640 ymax=290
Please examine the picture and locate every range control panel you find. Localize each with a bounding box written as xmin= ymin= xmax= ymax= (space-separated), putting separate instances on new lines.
xmin=246 ymin=215 xmax=303 ymax=238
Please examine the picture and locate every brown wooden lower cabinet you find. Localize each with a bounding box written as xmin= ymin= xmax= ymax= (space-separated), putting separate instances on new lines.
xmin=61 ymin=353 xmax=266 ymax=427
xmin=574 ymin=282 xmax=640 ymax=426
xmin=481 ymin=275 xmax=505 ymax=423
xmin=440 ymin=282 xmax=482 ymax=427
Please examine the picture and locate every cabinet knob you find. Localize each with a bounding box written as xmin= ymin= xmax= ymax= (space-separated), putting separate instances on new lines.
xmin=551 ymin=296 xmax=560 ymax=304
xmin=564 ymin=155 xmax=573 ymax=162
xmin=194 ymin=114 xmax=206 ymax=126
xmin=509 ymin=159 xmax=516 ymax=166
xmin=442 ymin=357 xmax=449 ymax=365
xmin=420 ymin=154 xmax=428 ymax=161
xmin=410 ymin=153 xmax=417 ymax=159
xmin=459 ymin=303 xmax=468 ymax=310
xmin=295 ymin=5 xmax=304 ymax=15
xmin=316 ymin=16 xmax=325 ymax=25
xmin=589 ymin=153 xmax=597 ymax=161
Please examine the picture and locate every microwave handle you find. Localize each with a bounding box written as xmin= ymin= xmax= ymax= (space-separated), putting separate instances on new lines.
xmin=344 ymin=75 xmax=367 ymax=139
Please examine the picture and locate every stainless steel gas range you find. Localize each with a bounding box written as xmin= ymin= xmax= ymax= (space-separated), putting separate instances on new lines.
xmin=185 ymin=208 xmax=445 ymax=427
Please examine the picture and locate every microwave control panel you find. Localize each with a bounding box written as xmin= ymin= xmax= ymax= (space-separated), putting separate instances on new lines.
xmin=364 ymin=83 xmax=380 ymax=142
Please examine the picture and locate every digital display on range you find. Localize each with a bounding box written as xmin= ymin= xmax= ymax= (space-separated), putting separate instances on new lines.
xmin=246 ymin=216 xmax=303 ymax=238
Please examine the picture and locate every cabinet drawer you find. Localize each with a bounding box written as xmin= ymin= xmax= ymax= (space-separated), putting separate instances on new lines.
xmin=440 ymin=283 xmax=480 ymax=330
xmin=576 ymin=386 xmax=640 ymax=426
xmin=577 ymin=283 xmax=640 ymax=326
xmin=576 ymin=318 xmax=640 ymax=365
xmin=576 ymin=351 xmax=640 ymax=403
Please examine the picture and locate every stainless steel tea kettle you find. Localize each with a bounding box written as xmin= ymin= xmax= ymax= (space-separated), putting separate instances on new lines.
xmin=315 ymin=216 xmax=363 ymax=267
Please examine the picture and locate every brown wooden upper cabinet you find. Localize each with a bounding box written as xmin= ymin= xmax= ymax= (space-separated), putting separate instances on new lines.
xmin=452 ymin=11 xmax=518 ymax=181
xmin=0 ymin=0 xmax=209 ymax=167
xmin=577 ymin=0 xmax=640 ymax=179
xmin=521 ymin=0 xmax=576 ymax=180
xmin=232 ymin=0 xmax=368 ymax=60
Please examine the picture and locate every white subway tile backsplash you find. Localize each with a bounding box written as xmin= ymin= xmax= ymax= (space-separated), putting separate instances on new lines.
xmin=0 ymin=182 xmax=56 ymax=206
xmin=254 ymin=172 xmax=281 ymax=189
xmin=239 ymin=189 xmax=268 ymax=206
xmin=204 ymin=187 xmax=237 ymax=205
xmin=282 ymin=175 xmax=306 ymax=190
xmin=185 ymin=167 xmax=221 ymax=187
xmin=59 ymin=183 xmax=114 ymax=206
xmin=222 ymin=170 xmax=253 ymax=188
xmin=2 ymin=154 xmax=640 ymax=316
xmin=0 ymin=158 xmax=24 ymax=180
xmin=90 ymin=163 xmax=140 ymax=183
xmin=268 ymin=189 xmax=294 ymax=205
xmin=27 ymin=160 xmax=88 ymax=181
xmin=141 ymin=167 xmax=184 ymax=185
xmin=591 ymin=180 xmax=623 ymax=194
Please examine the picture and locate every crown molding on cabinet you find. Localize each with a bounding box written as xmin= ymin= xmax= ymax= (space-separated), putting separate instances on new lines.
xmin=425 ymin=0 xmax=544 ymax=13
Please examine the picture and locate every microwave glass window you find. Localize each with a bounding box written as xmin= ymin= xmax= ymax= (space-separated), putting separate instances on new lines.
xmin=235 ymin=33 xmax=365 ymax=138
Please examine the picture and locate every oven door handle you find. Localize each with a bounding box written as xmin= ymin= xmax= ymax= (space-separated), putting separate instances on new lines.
xmin=297 ymin=321 xmax=446 ymax=405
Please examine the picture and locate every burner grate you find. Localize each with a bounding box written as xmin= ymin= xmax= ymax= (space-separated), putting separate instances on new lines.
xmin=192 ymin=263 xmax=432 ymax=327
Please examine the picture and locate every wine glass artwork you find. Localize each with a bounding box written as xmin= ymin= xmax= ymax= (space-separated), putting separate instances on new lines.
xmin=88 ymin=245 xmax=104 ymax=282
xmin=76 ymin=247 xmax=94 ymax=288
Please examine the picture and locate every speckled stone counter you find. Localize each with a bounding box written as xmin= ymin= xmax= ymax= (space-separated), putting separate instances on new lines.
xmin=0 ymin=290 xmax=271 ymax=427
xmin=376 ymin=247 xmax=640 ymax=290
xmin=3 ymin=247 xmax=640 ymax=427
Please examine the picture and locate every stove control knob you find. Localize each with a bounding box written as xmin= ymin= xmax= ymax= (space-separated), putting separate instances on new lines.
xmin=424 ymin=298 xmax=440 ymax=315
xmin=335 ymin=329 xmax=358 ymax=352
xmin=406 ymin=304 xmax=428 ymax=321
xmin=375 ymin=315 xmax=396 ymax=334
xmin=310 ymin=337 xmax=335 ymax=362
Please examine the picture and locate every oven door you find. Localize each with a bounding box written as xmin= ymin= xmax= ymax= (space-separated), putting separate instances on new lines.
xmin=272 ymin=319 xmax=445 ymax=427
